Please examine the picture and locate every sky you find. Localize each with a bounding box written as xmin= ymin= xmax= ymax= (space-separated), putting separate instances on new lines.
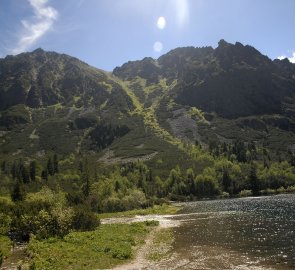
xmin=0 ymin=0 xmax=294 ymax=71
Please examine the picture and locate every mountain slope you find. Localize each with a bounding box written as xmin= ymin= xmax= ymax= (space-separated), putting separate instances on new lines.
xmin=1 ymin=40 xmax=295 ymax=169
xmin=0 ymin=48 xmax=134 ymax=112
xmin=113 ymin=40 xmax=295 ymax=156
xmin=114 ymin=40 xmax=295 ymax=118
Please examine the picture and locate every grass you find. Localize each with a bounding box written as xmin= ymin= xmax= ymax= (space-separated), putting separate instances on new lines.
xmin=0 ymin=235 xmax=12 ymax=258
xmin=27 ymin=222 xmax=152 ymax=270
xmin=98 ymin=204 xmax=181 ymax=219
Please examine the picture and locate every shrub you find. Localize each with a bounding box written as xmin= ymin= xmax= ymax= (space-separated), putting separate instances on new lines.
xmin=144 ymin=220 xmax=159 ymax=227
xmin=276 ymin=186 xmax=286 ymax=194
xmin=220 ymin=192 xmax=230 ymax=198
xmin=261 ymin=188 xmax=276 ymax=195
xmin=111 ymin=244 xmax=132 ymax=259
xmin=71 ymin=206 xmax=100 ymax=231
xmin=286 ymin=185 xmax=295 ymax=193
xmin=0 ymin=213 xmax=12 ymax=235
xmin=239 ymin=189 xmax=253 ymax=197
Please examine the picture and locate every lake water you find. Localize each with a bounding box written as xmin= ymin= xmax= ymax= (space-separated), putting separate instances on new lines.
xmin=169 ymin=194 xmax=295 ymax=269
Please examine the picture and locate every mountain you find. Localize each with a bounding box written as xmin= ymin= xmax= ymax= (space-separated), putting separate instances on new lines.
xmin=1 ymin=40 xmax=295 ymax=174
xmin=114 ymin=40 xmax=295 ymax=119
xmin=0 ymin=48 xmax=133 ymax=111
xmin=114 ymin=40 xmax=295 ymax=157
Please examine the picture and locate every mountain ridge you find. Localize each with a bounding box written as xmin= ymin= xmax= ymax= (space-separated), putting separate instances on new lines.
xmin=1 ymin=40 xmax=295 ymax=169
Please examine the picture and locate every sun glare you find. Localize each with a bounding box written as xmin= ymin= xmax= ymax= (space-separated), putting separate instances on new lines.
xmin=157 ymin=16 xmax=166 ymax=29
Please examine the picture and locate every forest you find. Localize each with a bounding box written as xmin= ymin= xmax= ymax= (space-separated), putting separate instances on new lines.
xmin=1 ymin=139 xmax=295 ymax=254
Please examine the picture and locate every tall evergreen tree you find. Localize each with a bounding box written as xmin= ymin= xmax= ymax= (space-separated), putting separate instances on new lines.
xmin=82 ymin=159 xmax=90 ymax=197
xmin=21 ymin=165 xmax=30 ymax=183
xmin=41 ymin=169 xmax=48 ymax=181
xmin=11 ymin=161 xmax=17 ymax=179
xmin=11 ymin=180 xmax=25 ymax=201
xmin=47 ymin=157 xmax=54 ymax=176
xmin=249 ymin=163 xmax=259 ymax=196
xmin=53 ymin=154 xmax=59 ymax=174
xmin=222 ymin=168 xmax=231 ymax=193
xmin=29 ymin=161 xmax=37 ymax=181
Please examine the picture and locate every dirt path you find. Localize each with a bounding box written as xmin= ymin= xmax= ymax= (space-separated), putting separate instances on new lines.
xmin=101 ymin=214 xmax=181 ymax=270
xmin=0 ymin=244 xmax=28 ymax=270
xmin=111 ymin=226 xmax=162 ymax=270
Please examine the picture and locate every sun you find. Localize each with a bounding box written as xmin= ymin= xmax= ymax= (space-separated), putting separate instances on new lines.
xmin=157 ymin=16 xmax=166 ymax=30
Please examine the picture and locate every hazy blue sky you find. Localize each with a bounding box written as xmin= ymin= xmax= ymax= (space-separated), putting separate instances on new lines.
xmin=0 ymin=0 xmax=294 ymax=70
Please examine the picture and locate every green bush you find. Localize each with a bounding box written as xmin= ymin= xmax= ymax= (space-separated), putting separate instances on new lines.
xmin=276 ymin=186 xmax=286 ymax=194
xmin=71 ymin=206 xmax=100 ymax=232
xmin=144 ymin=220 xmax=159 ymax=227
xmin=111 ymin=244 xmax=132 ymax=259
xmin=286 ymin=185 xmax=295 ymax=193
xmin=260 ymin=188 xmax=276 ymax=195
xmin=0 ymin=213 xmax=11 ymax=235
xmin=239 ymin=189 xmax=253 ymax=197
xmin=220 ymin=192 xmax=230 ymax=198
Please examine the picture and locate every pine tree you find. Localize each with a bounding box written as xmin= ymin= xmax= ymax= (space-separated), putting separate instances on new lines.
xmin=11 ymin=180 xmax=25 ymax=201
xmin=222 ymin=168 xmax=231 ymax=193
xmin=1 ymin=160 xmax=6 ymax=173
xmin=249 ymin=163 xmax=259 ymax=196
xmin=47 ymin=157 xmax=54 ymax=176
xmin=53 ymin=154 xmax=59 ymax=174
xmin=11 ymin=161 xmax=17 ymax=179
xmin=21 ymin=165 xmax=30 ymax=183
xmin=82 ymin=159 xmax=90 ymax=197
xmin=41 ymin=169 xmax=48 ymax=181
xmin=82 ymin=171 xmax=90 ymax=197
xmin=29 ymin=161 xmax=36 ymax=181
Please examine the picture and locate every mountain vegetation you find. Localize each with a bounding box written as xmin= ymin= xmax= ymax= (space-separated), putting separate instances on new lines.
xmin=1 ymin=40 xmax=295 ymax=268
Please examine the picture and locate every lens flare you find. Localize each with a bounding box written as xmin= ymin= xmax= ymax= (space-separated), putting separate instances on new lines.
xmin=153 ymin=41 xmax=163 ymax=52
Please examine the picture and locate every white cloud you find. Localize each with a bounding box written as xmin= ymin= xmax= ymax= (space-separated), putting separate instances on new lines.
xmin=11 ymin=0 xmax=58 ymax=54
xmin=289 ymin=52 xmax=295 ymax=64
xmin=277 ymin=55 xmax=286 ymax=60
xmin=277 ymin=52 xmax=295 ymax=63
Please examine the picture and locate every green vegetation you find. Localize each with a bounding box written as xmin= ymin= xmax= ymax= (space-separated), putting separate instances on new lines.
xmin=98 ymin=204 xmax=180 ymax=219
xmin=27 ymin=222 xmax=152 ymax=270
xmin=147 ymin=228 xmax=174 ymax=261
xmin=0 ymin=235 xmax=12 ymax=259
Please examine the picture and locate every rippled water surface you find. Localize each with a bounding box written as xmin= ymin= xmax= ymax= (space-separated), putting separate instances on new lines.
xmin=171 ymin=194 xmax=295 ymax=269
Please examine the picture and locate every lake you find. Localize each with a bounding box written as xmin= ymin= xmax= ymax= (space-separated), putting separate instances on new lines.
xmin=169 ymin=194 xmax=295 ymax=269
